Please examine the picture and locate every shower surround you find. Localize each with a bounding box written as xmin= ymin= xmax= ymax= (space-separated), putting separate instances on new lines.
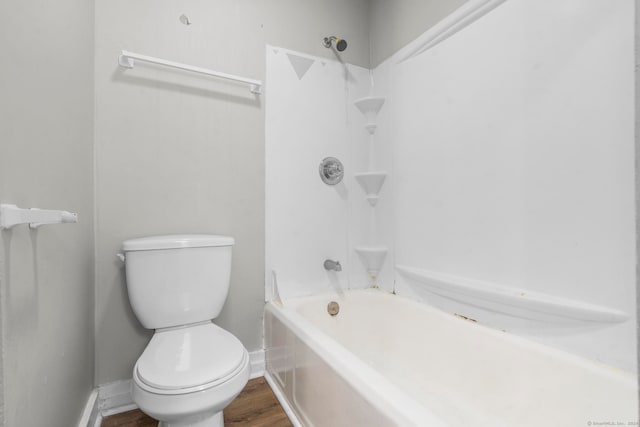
xmin=266 ymin=0 xmax=636 ymax=424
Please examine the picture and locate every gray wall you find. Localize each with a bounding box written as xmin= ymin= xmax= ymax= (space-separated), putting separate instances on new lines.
xmin=94 ymin=0 xmax=370 ymax=385
xmin=369 ymin=0 xmax=469 ymax=66
xmin=0 ymin=0 xmax=95 ymax=425
xmin=636 ymin=0 xmax=640 ymax=381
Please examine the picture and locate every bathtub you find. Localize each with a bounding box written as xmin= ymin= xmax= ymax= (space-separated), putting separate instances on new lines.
xmin=264 ymin=288 xmax=638 ymax=426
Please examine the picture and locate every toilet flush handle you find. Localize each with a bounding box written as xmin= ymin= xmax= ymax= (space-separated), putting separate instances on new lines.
xmin=116 ymin=253 xmax=126 ymax=263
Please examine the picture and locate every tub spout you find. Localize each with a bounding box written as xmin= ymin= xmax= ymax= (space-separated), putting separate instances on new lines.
xmin=324 ymin=259 xmax=342 ymax=272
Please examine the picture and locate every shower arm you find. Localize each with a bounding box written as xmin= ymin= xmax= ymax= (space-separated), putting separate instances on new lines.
xmin=322 ymin=36 xmax=347 ymax=52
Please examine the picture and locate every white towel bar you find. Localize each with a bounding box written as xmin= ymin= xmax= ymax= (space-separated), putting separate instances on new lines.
xmin=118 ymin=50 xmax=262 ymax=95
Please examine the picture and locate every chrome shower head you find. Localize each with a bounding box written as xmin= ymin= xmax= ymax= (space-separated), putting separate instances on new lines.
xmin=323 ymin=36 xmax=347 ymax=52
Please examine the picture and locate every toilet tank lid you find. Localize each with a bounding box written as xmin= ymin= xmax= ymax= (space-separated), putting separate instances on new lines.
xmin=122 ymin=234 xmax=235 ymax=251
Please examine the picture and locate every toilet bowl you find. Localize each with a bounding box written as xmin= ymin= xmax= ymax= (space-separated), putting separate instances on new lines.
xmin=122 ymin=235 xmax=249 ymax=427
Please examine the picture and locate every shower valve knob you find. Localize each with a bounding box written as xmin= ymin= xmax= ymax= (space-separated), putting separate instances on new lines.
xmin=319 ymin=157 xmax=344 ymax=185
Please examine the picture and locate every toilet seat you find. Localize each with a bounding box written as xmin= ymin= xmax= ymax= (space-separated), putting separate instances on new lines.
xmin=134 ymin=322 xmax=248 ymax=395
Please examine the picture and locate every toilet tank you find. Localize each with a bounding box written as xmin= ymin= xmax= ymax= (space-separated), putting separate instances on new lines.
xmin=122 ymin=234 xmax=234 ymax=329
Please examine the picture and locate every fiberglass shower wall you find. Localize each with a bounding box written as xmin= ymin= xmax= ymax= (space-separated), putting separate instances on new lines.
xmin=265 ymin=0 xmax=635 ymax=374
xmin=373 ymin=0 xmax=636 ymax=372
xmin=265 ymin=46 xmax=374 ymax=299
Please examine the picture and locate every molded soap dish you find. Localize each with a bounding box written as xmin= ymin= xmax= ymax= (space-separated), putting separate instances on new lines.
xmin=354 ymin=97 xmax=385 ymax=135
xmin=354 ymin=172 xmax=387 ymax=206
xmin=355 ymin=246 xmax=388 ymax=280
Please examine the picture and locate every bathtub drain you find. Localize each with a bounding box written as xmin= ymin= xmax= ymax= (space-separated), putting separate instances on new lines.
xmin=327 ymin=301 xmax=340 ymax=316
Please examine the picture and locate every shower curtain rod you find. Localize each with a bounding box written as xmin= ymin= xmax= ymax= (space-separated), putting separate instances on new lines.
xmin=118 ymin=50 xmax=262 ymax=95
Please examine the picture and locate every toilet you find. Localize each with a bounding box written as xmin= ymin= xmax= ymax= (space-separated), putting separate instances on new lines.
xmin=122 ymin=234 xmax=250 ymax=427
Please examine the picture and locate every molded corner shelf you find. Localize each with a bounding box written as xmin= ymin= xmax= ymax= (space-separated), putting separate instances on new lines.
xmin=355 ymin=246 xmax=388 ymax=278
xmin=354 ymin=172 xmax=387 ymax=206
xmin=395 ymin=265 xmax=629 ymax=323
xmin=354 ymin=97 xmax=385 ymax=135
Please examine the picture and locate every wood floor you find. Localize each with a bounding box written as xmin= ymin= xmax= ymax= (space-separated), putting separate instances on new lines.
xmin=101 ymin=377 xmax=293 ymax=427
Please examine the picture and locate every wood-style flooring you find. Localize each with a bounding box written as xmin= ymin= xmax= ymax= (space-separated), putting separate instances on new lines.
xmin=101 ymin=377 xmax=293 ymax=427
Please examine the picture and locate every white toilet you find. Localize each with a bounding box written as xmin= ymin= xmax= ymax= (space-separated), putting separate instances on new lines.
xmin=122 ymin=234 xmax=250 ymax=427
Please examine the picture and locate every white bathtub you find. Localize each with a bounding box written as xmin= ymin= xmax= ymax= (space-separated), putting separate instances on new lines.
xmin=265 ymin=288 xmax=638 ymax=426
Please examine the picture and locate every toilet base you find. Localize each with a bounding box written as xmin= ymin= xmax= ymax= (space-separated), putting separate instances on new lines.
xmin=158 ymin=411 xmax=223 ymax=427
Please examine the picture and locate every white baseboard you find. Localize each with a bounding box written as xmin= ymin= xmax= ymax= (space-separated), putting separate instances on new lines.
xmin=249 ymin=349 xmax=265 ymax=379
xmin=76 ymin=379 xmax=133 ymax=427
xmin=82 ymin=349 xmax=267 ymax=426
xmin=92 ymin=413 xmax=103 ymax=427
xmin=264 ymin=371 xmax=303 ymax=427
xmin=98 ymin=379 xmax=135 ymax=417
xmin=77 ymin=389 xmax=99 ymax=427
xmin=76 ymin=379 xmax=138 ymax=427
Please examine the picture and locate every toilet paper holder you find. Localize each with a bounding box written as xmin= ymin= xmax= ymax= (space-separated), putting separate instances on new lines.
xmin=0 ymin=204 xmax=78 ymax=230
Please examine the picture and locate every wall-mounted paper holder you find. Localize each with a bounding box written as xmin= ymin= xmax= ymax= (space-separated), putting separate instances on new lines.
xmin=0 ymin=204 xmax=78 ymax=230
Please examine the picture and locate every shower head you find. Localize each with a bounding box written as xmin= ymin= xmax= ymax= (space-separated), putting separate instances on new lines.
xmin=323 ymin=36 xmax=347 ymax=52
